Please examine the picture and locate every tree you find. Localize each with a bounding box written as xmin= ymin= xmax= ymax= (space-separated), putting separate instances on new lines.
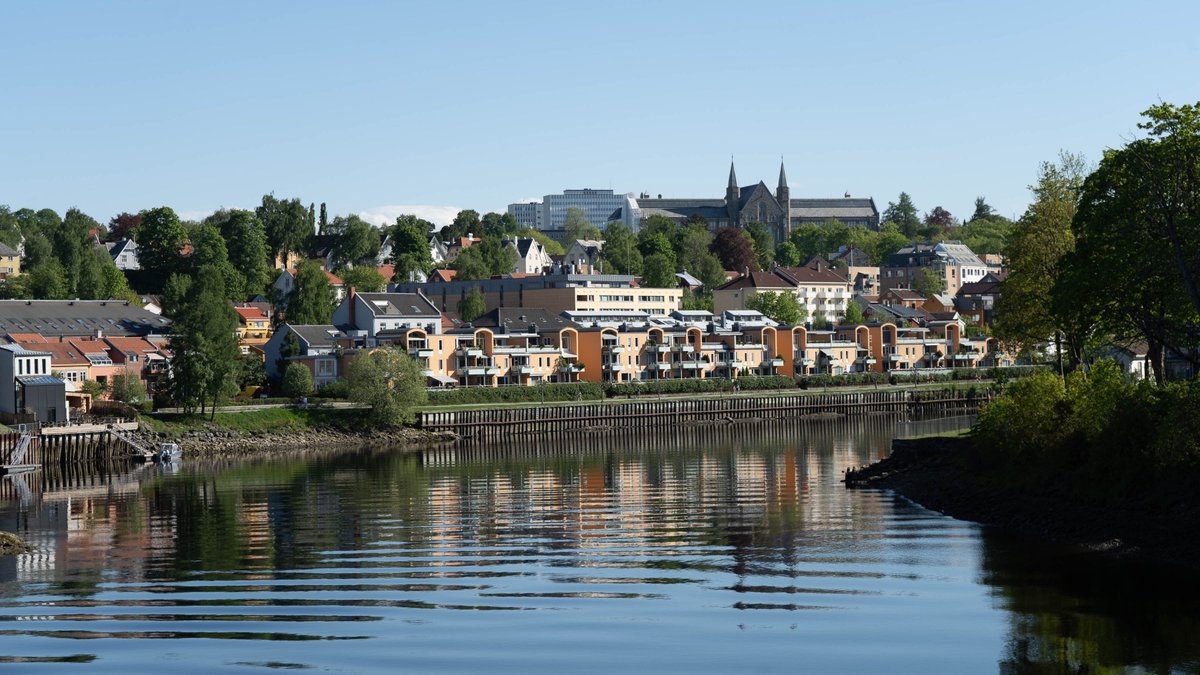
xmin=338 ymin=266 xmax=387 ymax=292
xmin=390 ymin=214 xmax=434 ymax=282
xmin=693 ymin=253 xmax=728 ymax=292
xmin=883 ymin=192 xmax=921 ymax=238
xmin=56 ymin=208 xmax=100 ymax=297
xmin=601 ymin=221 xmax=642 ymax=275
xmin=957 ymin=215 xmax=1013 ymax=255
xmin=0 ymin=206 xmax=21 ymax=249
xmin=108 ymin=212 xmax=141 ymax=242
xmin=328 ymin=215 xmax=380 ymax=270
xmin=711 ymin=227 xmax=757 ymax=272
xmin=775 ymin=241 xmax=801 ymax=267
xmin=970 ymin=197 xmax=996 ymax=222
xmin=319 ymin=202 xmax=328 ymax=235
xmin=994 ymin=151 xmax=1091 ymax=370
xmin=843 ymin=302 xmax=865 ymax=326
xmin=923 ymin=206 xmax=955 ymax=232
xmin=518 ymin=228 xmax=565 ymax=256
xmin=170 ymin=264 xmax=240 ymax=416
xmin=110 ymin=370 xmax=148 ymax=404
xmin=134 ymin=206 xmax=188 ymax=289
xmin=912 ymin=268 xmax=945 ymax=296
xmin=207 ymin=209 xmax=272 ymax=296
xmin=745 ymin=222 xmax=775 ymax=270
xmin=480 ymin=212 xmax=519 ymax=238
xmin=286 ymin=260 xmax=334 ymax=324
xmin=346 ymin=348 xmax=428 ymax=426
xmin=440 ymin=209 xmax=480 ymax=241
xmin=746 ymin=291 xmax=806 ymax=326
xmin=189 ymin=223 xmax=245 ymax=301
xmin=1067 ymin=101 xmax=1200 ymax=381
xmin=281 ymin=362 xmax=315 ymax=399
xmin=451 ymin=246 xmax=491 ymax=280
xmin=873 ymin=222 xmax=911 ymax=264
xmin=27 ymin=260 xmax=68 ymax=299
xmin=642 ymin=253 xmax=676 ymax=288
xmin=458 ymin=287 xmax=486 ymax=322
xmin=563 ymin=207 xmax=600 ymax=244
xmin=257 ymin=194 xmax=310 ymax=260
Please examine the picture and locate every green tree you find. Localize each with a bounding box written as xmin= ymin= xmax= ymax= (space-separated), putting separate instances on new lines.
xmin=481 ymin=212 xmax=519 ymax=238
xmin=346 ymin=348 xmax=428 ymax=426
xmin=995 ymin=151 xmax=1091 ymax=371
xmin=601 ymin=221 xmax=642 ymax=275
xmin=27 ymin=260 xmax=69 ymax=299
xmin=451 ymin=246 xmax=491 ymax=280
xmin=0 ymin=206 xmax=22 ymax=249
xmin=957 ymin=215 xmax=1013 ymax=255
xmin=745 ymin=222 xmax=776 ymax=270
xmin=843 ymin=302 xmax=865 ymax=325
xmin=338 ymin=265 xmax=387 ymax=292
xmin=109 ymin=370 xmax=148 ymax=404
xmin=775 ymin=241 xmax=801 ymax=267
xmin=390 ymin=214 xmax=435 ymax=282
xmin=440 ymin=209 xmax=480 ymax=241
xmin=257 ymin=194 xmax=310 ymax=260
xmin=563 ymin=207 xmax=601 ymax=244
xmin=746 ymin=291 xmax=806 ymax=326
xmin=281 ymin=362 xmax=315 ymax=398
xmin=170 ymin=264 xmax=241 ymax=416
xmin=328 ymin=215 xmax=380 ymax=270
xmin=693 ymin=253 xmax=728 ymax=292
xmin=883 ymin=192 xmax=922 ymax=238
xmin=457 ymin=287 xmax=486 ymax=322
xmin=134 ymin=206 xmax=188 ymax=289
xmin=912 ymin=267 xmax=946 ymax=296
xmin=641 ymin=253 xmax=676 ymax=288
xmin=55 ymin=207 xmax=100 ymax=296
xmin=286 ymin=260 xmax=334 ymax=324
xmin=873 ymin=222 xmax=911 ymax=264
xmin=189 ymin=223 xmax=245 ymax=301
xmin=518 ymin=228 xmax=565 ymax=256
xmin=970 ymin=196 xmax=997 ymax=222
xmin=206 ymin=209 xmax=272 ymax=296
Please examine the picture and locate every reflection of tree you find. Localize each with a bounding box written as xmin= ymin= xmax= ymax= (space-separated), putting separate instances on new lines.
xmin=980 ymin=532 xmax=1200 ymax=673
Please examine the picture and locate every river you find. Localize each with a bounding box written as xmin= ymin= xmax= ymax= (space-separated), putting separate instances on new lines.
xmin=0 ymin=416 xmax=1197 ymax=673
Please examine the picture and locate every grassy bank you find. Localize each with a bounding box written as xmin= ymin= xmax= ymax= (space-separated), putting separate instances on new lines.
xmin=142 ymin=406 xmax=373 ymax=435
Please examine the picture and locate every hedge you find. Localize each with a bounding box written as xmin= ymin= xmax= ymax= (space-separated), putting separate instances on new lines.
xmin=797 ymin=365 xmax=1048 ymax=389
xmin=427 ymin=382 xmax=605 ymax=405
xmin=603 ymin=375 xmax=796 ymax=397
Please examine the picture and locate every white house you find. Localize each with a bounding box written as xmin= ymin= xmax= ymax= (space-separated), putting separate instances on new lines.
xmin=504 ymin=237 xmax=554 ymax=274
xmin=262 ymin=323 xmax=348 ymax=385
xmin=331 ymin=290 xmax=442 ymax=341
xmin=107 ymin=239 xmax=141 ymax=271
xmin=565 ymin=239 xmax=604 ymax=273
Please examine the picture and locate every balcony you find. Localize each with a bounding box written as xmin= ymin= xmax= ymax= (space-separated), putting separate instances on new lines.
xmin=888 ymin=353 xmax=905 ymax=362
xmin=459 ymin=366 xmax=498 ymax=377
xmin=677 ymin=361 xmax=705 ymax=370
xmin=558 ymin=362 xmax=585 ymax=373
xmin=647 ymin=343 xmax=672 ymax=353
xmin=603 ymin=343 xmax=626 ymax=354
xmin=409 ymin=348 xmax=433 ymax=358
xmin=517 ymin=365 xmax=535 ymax=375
xmin=649 ymin=361 xmax=672 ymax=371
xmin=457 ymin=346 xmax=484 ymax=358
xmin=674 ymin=344 xmax=695 ymax=353
xmin=769 ymin=357 xmax=785 ymax=367
xmin=603 ymin=362 xmax=625 ymax=372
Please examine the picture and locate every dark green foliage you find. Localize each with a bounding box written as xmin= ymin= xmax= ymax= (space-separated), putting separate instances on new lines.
xmin=427 ymin=382 xmax=604 ymax=405
xmin=135 ymin=206 xmax=188 ymax=290
xmin=711 ymin=227 xmax=756 ymax=272
xmin=457 ymin=287 xmax=485 ymax=322
xmin=205 ymin=209 xmax=272 ymax=296
xmin=327 ymin=215 xmax=380 ymax=270
xmin=281 ymin=362 xmax=315 ymax=398
xmin=603 ymin=376 xmax=795 ymax=397
xmin=745 ymin=221 xmax=775 ymax=269
xmin=346 ymin=348 xmax=428 ymax=426
xmin=641 ymin=253 xmax=676 ymax=288
xmin=390 ymin=214 xmax=435 ymax=282
xmin=257 ymin=193 xmax=310 ymax=259
xmin=883 ymin=192 xmax=921 ymax=238
xmin=338 ymin=266 xmax=387 ymax=292
xmin=285 ymin=260 xmax=334 ymax=324
xmin=169 ymin=264 xmax=241 ymax=415
xmin=601 ymin=221 xmax=642 ymax=275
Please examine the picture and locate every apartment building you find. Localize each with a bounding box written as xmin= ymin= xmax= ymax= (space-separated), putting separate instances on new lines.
xmin=880 ymin=241 xmax=989 ymax=296
xmin=393 ymin=272 xmax=682 ymax=319
xmin=712 ymin=265 xmax=854 ymax=324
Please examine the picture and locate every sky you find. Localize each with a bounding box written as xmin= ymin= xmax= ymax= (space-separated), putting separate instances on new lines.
xmin=2 ymin=1 xmax=1198 ymax=228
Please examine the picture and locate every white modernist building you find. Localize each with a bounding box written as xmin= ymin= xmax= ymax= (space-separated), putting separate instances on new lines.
xmin=508 ymin=189 xmax=640 ymax=234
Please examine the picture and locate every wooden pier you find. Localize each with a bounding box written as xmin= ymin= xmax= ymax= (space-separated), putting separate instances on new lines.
xmin=1 ymin=420 xmax=152 ymax=471
xmin=419 ymin=388 xmax=990 ymax=441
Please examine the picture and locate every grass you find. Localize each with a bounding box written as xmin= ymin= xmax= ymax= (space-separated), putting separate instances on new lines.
xmin=143 ymin=407 xmax=372 ymax=435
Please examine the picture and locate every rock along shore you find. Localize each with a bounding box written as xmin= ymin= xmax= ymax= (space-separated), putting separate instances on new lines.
xmin=845 ymin=436 xmax=1200 ymax=570
xmin=134 ymin=424 xmax=457 ymax=460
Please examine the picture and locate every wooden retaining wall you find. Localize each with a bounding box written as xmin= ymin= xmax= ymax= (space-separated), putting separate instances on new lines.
xmin=419 ymin=388 xmax=990 ymax=441
xmin=1 ymin=421 xmax=149 ymax=469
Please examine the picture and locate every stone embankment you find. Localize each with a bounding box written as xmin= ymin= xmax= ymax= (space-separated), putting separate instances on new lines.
xmin=846 ymin=435 xmax=1200 ymax=570
xmin=0 ymin=532 xmax=32 ymax=556
xmin=133 ymin=425 xmax=457 ymax=459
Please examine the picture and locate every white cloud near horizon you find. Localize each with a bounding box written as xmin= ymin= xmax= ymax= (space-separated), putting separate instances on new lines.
xmin=358 ymin=205 xmax=464 ymax=228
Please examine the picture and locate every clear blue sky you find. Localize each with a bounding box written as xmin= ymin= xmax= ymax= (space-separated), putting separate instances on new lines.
xmin=2 ymin=1 xmax=1197 ymax=227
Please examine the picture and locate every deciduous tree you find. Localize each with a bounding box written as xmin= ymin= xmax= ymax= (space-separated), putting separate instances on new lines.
xmin=711 ymin=227 xmax=756 ymax=272
xmin=746 ymin=291 xmax=805 ymax=326
xmin=346 ymin=348 xmax=427 ymax=426
xmin=135 ymin=206 xmax=188 ymax=289
xmin=286 ymin=260 xmax=334 ymax=324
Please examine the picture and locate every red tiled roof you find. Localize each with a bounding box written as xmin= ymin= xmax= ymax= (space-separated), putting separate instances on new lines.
xmin=15 ymin=341 xmax=89 ymax=366
xmin=5 ymin=333 xmax=46 ymax=343
xmin=777 ymin=266 xmax=852 ymax=285
xmin=376 ymin=264 xmax=395 ymax=281
xmin=430 ymin=269 xmax=457 ymax=282
xmin=234 ymin=306 xmax=268 ymax=321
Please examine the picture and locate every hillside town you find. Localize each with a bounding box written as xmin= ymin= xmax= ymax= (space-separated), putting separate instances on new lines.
xmin=0 ymin=158 xmax=1189 ymax=424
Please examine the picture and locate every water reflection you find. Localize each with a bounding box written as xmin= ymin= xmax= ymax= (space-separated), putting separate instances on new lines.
xmin=0 ymin=415 xmax=1195 ymax=673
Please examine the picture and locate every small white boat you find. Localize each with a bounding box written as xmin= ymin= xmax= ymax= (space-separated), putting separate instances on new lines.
xmin=156 ymin=443 xmax=182 ymax=462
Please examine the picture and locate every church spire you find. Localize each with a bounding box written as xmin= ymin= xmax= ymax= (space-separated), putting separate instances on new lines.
xmin=778 ymin=157 xmax=788 ymax=190
xmin=728 ymin=158 xmax=738 ymax=190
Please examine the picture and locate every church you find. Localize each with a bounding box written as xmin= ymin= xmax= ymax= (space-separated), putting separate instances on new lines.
xmin=617 ymin=161 xmax=880 ymax=243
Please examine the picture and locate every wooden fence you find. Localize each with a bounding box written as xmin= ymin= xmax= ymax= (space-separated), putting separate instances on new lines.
xmin=419 ymin=388 xmax=990 ymax=441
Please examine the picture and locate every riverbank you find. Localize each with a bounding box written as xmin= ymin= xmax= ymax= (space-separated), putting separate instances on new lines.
xmin=845 ymin=435 xmax=1200 ymax=570
xmin=137 ymin=407 xmax=455 ymax=458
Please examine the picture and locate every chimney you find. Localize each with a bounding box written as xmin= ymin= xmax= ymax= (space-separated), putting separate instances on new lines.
xmin=348 ymin=286 xmax=357 ymax=327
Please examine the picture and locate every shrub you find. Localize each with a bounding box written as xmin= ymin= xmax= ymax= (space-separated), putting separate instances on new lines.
xmin=281 ymin=363 xmax=314 ymax=399
xmin=427 ymin=382 xmax=604 ymax=406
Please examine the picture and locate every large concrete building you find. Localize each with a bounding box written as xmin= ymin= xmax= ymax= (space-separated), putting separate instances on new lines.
xmin=0 ymin=300 xmax=172 ymax=339
xmin=508 ymin=189 xmax=639 ymax=234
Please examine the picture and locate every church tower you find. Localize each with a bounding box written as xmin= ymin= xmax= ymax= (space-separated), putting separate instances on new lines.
xmin=725 ymin=160 xmax=740 ymax=222
xmin=776 ymin=158 xmax=791 ymax=241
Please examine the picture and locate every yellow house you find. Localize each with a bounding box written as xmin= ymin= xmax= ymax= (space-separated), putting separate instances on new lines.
xmin=234 ymin=304 xmax=272 ymax=356
xmin=0 ymin=243 xmax=20 ymax=280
